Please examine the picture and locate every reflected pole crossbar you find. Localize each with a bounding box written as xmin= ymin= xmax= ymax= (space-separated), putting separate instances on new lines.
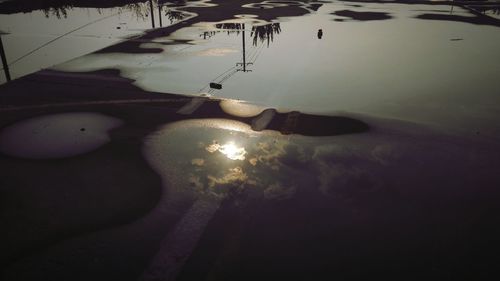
xmin=236 ymin=24 xmax=253 ymax=72
xmin=0 ymin=36 xmax=11 ymax=82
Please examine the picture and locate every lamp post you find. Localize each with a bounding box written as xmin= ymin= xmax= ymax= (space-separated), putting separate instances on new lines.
xmin=149 ymin=0 xmax=155 ymax=28
xmin=236 ymin=24 xmax=253 ymax=72
xmin=0 ymin=33 xmax=11 ymax=82
xmin=158 ymin=4 xmax=163 ymax=27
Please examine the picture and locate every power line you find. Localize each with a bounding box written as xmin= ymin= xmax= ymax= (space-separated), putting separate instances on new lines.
xmin=7 ymin=12 xmax=121 ymax=67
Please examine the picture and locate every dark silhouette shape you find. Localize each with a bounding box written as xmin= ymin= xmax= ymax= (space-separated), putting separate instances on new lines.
xmin=96 ymin=0 xmax=310 ymax=54
xmin=251 ymin=23 xmax=281 ymax=46
xmin=332 ymin=10 xmax=393 ymax=21
xmin=209 ymin=82 xmax=222 ymax=90
xmin=0 ymin=35 xmax=11 ymax=82
xmin=416 ymin=13 xmax=500 ymax=27
xmin=0 ymin=67 xmax=370 ymax=138
xmin=0 ymin=0 xmax=151 ymax=14
xmin=263 ymin=111 xmax=369 ymax=136
xmin=215 ymin=23 xmax=244 ymax=36
xmin=317 ymin=28 xmax=323 ymax=39
xmin=165 ymin=9 xmax=187 ymax=24
xmin=148 ymin=0 xmax=155 ymax=28
xmin=215 ymin=22 xmax=282 ymax=47
xmin=236 ymin=23 xmax=253 ymax=72
xmin=467 ymin=5 xmax=500 ymax=16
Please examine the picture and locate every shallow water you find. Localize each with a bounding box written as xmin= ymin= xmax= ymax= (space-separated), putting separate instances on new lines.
xmin=0 ymin=0 xmax=196 ymax=83
xmin=0 ymin=112 xmax=123 ymax=158
xmin=42 ymin=0 xmax=500 ymax=137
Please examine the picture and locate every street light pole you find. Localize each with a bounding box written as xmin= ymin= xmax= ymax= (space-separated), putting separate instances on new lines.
xmin=158 ymin=4 xmax=163 ymax=27
xmin=0 ymin=35 xmax=11 ymax=82
xmin=236 ymin=24 xmax=253 ymax=72
xmin=149 ymin=0 xmax=156 ymax=28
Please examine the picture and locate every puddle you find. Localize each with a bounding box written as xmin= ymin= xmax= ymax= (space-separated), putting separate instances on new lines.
xmin=143 ymin=119 xmax=311 ymax=199
xmin=44 ymin=1 xmax=500 ymax=137
xmin=0 ymin=0 xmax=197 ymax=83
xmin=1 ymin=0 xmax=500 ymax=137
xmin=0 ymin=112 xmax=123 ymax=159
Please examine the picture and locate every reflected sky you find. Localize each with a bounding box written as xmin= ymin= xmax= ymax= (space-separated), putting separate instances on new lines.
xmin=47 ymin=1 xmax=500 ymax=137
xmin=2 ymin=1 xmax=500 ymax=137
xmin=0 ymin=0 xmax=203 ymax=83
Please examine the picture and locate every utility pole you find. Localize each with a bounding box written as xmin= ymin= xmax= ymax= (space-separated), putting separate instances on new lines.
xmin=0 ymin=35 xmax=11 ymax=82
xmin=149 ymin=0 xmax=155 ymax=28
xmin=158 ymin=4 xmax=163 ymax=27
xmin=236 ymin=24 xmax=253 ymax=72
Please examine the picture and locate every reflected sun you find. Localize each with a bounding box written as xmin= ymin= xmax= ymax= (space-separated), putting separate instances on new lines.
xmin=219 ymin=141 xmax=247 ymax=160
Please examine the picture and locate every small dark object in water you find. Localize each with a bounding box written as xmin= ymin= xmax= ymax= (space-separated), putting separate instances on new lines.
xmin=80 ymin=128 xmax=86 ymax=132
xmin=210 ymin=82 xmax=222 ymax=90
xmin=450 ymin=38 xmax=463 ymax=41
xmin=317 ymin=29 xmax=323 ymax=39
xmin=117 ymin=26 xmax=121 ymax=29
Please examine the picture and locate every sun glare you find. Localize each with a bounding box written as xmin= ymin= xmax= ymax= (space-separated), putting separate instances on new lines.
xmin=219 ymin=141 xmax=247 ymax=160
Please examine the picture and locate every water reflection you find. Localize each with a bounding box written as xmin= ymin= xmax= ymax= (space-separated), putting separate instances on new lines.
xmin=2 ymin=0 xmax=192 ymax=29
xmin=143 ymin=119 xmax=301 ymax=198
xmin=215 ymin=22 xmax=282 ymax=47
xmin=165 ymin=9 xmax=188 ymax=23
xmin=207 ymin=141 xmax=247 ymax=160
xmin=332 ymin=9 xmax=393 ymax=22
xmin=143 ymin=116 xmax=366 ymax=200
xmin=251 ymin=23 xmax=281 ymax=46
xmin=0 ymin=112 xmax=123 ymax=159
xmin=1 ymin=0 xmax=154 ymax=15
xmin=469 ymin=5 xmax=500 ymax=17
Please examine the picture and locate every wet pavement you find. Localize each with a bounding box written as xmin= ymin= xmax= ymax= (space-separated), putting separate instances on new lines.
xmin=1 ymin=1 xmax=500 ymax=281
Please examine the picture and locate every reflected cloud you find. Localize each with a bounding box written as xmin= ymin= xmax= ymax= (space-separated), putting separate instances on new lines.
xmin=207 ymin=166 xmax=248 ymax=188
xmin=142 ymin=116 xmax=423 ymax=207
xmin=264 ymin=182 xmax=297 ymax=200
xmin=220 ymin=142 xmax=247 ymax=160
xmin=206 ymin=140 xmax=247 ymax=160
xmin=191 ymin=158 xmax=205 ymax=166
xmin=143 ymin=119 xmax=311 ymax=200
